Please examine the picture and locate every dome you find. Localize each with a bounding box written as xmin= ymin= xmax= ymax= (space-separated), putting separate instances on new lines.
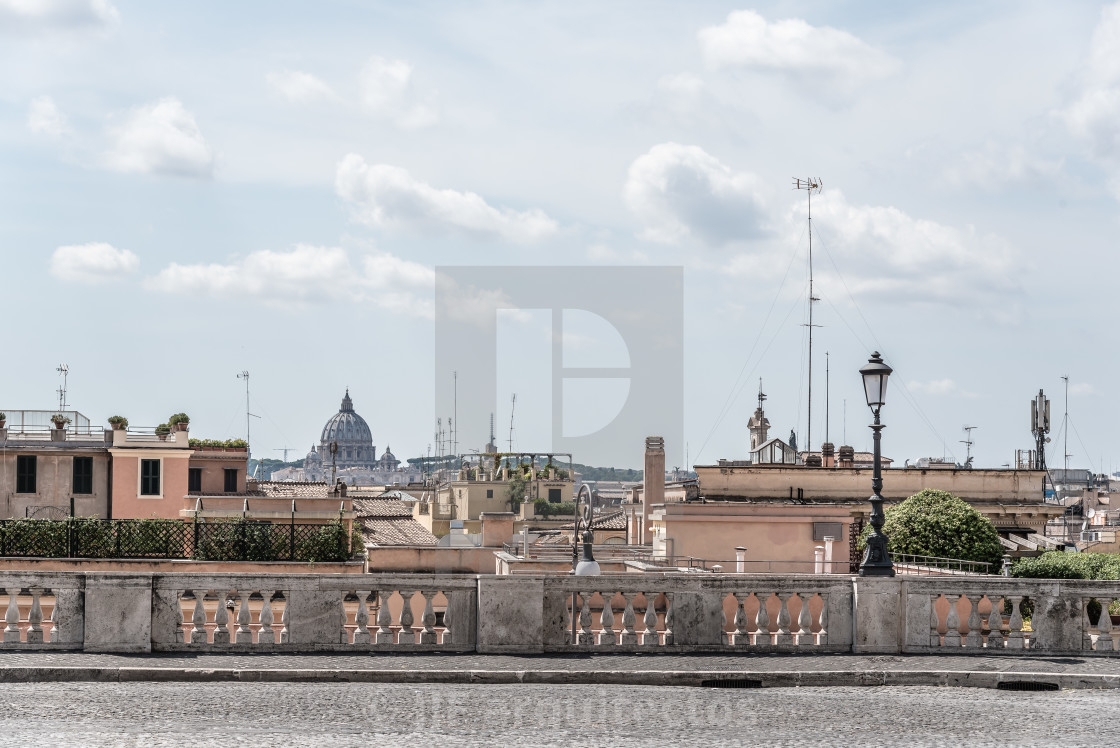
xmin=319 ymin=389 xmax=376 ymax=469
xmin=305 ymin=445 xmax=322 ymax=464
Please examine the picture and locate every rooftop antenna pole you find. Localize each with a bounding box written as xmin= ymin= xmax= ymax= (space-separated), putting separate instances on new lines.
xmin=237 ymin=371 xmax=253 ymax=461
xmin=961 ymin=426 xmax=977 ymax=468
xmin=508 ymin=393 xmax=517 ymax=452
xmin=794 ymin=177 xmax=823 ymax=455
xmin=1061 ymin=375 xmax=1070 ymax=472
xmin=56 ymin=363 xmax=69 ymax=411
xmin=825 ymin=352 xmax=830 ymax=444
xmin=843 ymin=398 xmax=847 ymax=444
xmin=453 ymin=371 xmax=458 ymax=458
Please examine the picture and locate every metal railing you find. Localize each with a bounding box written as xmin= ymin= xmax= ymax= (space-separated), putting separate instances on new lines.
xmin=891 ymin=553 xmax=993 ymax=575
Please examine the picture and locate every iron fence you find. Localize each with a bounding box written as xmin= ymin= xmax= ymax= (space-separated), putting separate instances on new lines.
xmin=0 ymin=518 xmax=356 ymax=563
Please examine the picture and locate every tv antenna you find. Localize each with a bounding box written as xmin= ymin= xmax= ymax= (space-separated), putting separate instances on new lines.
xmin=274 ymin=447 xmax=296 ymax=462
xmin=56 ymin=363 xmax=70 ymax=411
xmin=794 ymin=177 xmax=823 ymax=455
xmin=236 ymin=371 xmax=259 ymax=460
xmin=961 ymin=426 xmax=977 ymax=468
xmin=1061 ymin=375 xmax=1070 ymax=471
xmin=508 ymin=393 xmax=517 ymax=451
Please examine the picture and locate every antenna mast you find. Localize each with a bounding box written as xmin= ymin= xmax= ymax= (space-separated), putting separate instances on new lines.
xmin=825 ymin=352 xmax=830 ymax=444
xmin=961 ymin=426 xmax=977 ymax=468
xmin=794 ymin=177 xmax=823 ymax=456
xmin=1061 ymin=375 xmax=1070 ymax=471
xmin=237 ymin=371 xmax=256 ymax=461
xmin=452 ymin=371 xmax=458 ymax=457
xmin=508 ymin=393 xmax=517 ymax=452
xmin=56 ymin=363 xmax=70 ymax=411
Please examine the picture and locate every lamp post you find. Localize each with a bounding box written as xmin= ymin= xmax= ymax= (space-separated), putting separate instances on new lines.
xmin=859 ymin=351 xmax=895 ymax=577
xmin=571 ymin=483 xmax=599 ymax=644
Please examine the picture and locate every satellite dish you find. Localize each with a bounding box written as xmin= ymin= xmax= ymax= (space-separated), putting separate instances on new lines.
xmin=1088 ymin=507 xmax=1097 ymax=518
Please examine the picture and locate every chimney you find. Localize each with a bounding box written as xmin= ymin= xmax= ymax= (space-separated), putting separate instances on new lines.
xmin=480 ymin=512 xmax=516 ymax=547
xmin=642 ymin=436 xmax=665 ymax=545
xmin=821 ymin=442 xmax=835 ymax=468
xmin=838 ymin=445 xmax=855 ymax=468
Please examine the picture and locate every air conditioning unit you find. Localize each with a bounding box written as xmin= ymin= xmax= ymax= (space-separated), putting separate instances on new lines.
xmin=1081 ymin=531 xmax=1101 ymax=542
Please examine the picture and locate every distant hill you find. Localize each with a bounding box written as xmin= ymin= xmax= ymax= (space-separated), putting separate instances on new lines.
xmin=572 ymin=463 xmax=643 ymax=481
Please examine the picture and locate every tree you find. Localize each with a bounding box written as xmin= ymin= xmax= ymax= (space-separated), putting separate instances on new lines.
xmin=861 ymin=488 xmax=1004 ymax=569
xmin=506 ymin=472 xmax=526 ymax=510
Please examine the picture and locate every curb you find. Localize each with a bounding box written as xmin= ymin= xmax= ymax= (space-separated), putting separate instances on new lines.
xmin=0 ymin=667 xmax=1115 ymax=689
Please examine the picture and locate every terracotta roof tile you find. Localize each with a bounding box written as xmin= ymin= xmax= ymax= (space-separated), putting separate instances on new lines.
xmin=360 ymin=517 xmax=438 ymax=546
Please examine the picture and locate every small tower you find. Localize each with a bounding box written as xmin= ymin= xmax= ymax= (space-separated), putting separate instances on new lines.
xmin=748 ymin=380 xmax=770 ymax=451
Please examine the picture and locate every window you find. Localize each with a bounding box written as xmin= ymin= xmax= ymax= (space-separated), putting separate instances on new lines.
xmin=188 ymin=467 xmax=202 ymax=492
xmin=140 ymin=459 xmax=161 ymax=496
xmin=16 ymin=456 xmax=36 ymax=494
xmin=72 ymin=456 xmax=93 ymax=495
xmin=486 ymin=489 xmax=493 ymax=498
xmin=548 ymin=488 xmax=562 ymax=503
xmin=224 ymin=468 xmax=238 ymax=492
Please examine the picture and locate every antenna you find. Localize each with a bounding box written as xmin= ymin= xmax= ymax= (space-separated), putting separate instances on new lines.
xmin=757 ymin=378 xmax=766 ymax=410
xmin=236 ymin=371 xmax=259 ymax=461
xmin=1061 ymin=375 xmax=1070 ymax=472
xmin=56 ymin=363 xmax=70 ymax=411
xmin=452 ymin=371 xmax=458 ymax=458
xmin=1030 ymin=388 xmax=1050 ymax=471
xmin=274 ymin=447 xmax=296 ymax=462
xmin=794 ymin=177 xmax=823 ymax=453
xmin=825 ymin=352 xmax=830 ymax=444
xmin=961 ymin=426 xmax=977 ymax=468
xmin=508 ymin=393 xmax=517 ymax=452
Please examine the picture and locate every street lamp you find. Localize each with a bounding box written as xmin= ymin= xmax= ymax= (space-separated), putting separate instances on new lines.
xmin=859 ymin=351 xmax=894 ymax=577
xmin=570 ymin=483 xmax=599 ymax=645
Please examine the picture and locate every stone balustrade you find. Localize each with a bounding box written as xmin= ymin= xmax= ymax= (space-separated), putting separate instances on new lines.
xmin=0 ymin=571 xmax=1116 ymax=655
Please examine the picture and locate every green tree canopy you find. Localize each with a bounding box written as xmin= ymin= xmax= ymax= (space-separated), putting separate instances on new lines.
xmin=862 ymin=488 xmax=1004 ymax=568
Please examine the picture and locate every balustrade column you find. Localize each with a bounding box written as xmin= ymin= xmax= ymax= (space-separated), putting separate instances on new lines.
xmin=775 ymin=593 xmax=794 ymax=646
xmin=280 ymin=594 xmax=290 ymax=644
xmin=598 ymin=592 xmax=616 ymax=646
xmin=1006 ymin=596 xmax=1025 ymax=650
xmin=929 ymin=595 xmax=940 ymax=647
xmin=397 ymin=590 xmax=416 ymax=645
xmin=26 ymin=588 xmax=43 ymax=644
xmin=49 ymin=589 xmax=61 ymax=644
xmin=944 ymin=595 xmax=962 ymax=648
xmin=354 ymin=591 xmax=372 ymax=645
xmin=258 ymin=591 xmax=275 ymax=644
xmin=754 ymin=593 xmax=771 ymax=648
xmin=5 ymin=588 xmax=20 ymax=643
xmin=642 ymin=592 xmax=659 ymax=647
xmin=732 ymin=593 xmax=749 ymax=646
xmin=419 ymin=591 xmax=437 ymax=645
xmin=375 ymin=591 xmax=394 ymax=645
xmin=235 ymin=592 xmax=252 ymax=644
xmin=986 ymin=595 xmax=1003 ymax=649
xmin=578 ymin=591 xmax=594 ymax=645
xmin=663 ymin=593 xmax=674 ymax=646
xmin=213 ymin=594 xmax=231 ymax=644
xmin=619 ymin=593 xmax=638 ymax=645
xmin=796 ymin=592 xmax=813 ymax=647
xmin=963 ymin=595 xmax=982 ymax=648
xmin=1096 ymin=599 xmax=1114 ymax=652
xmin=190 ymin=590 xmax=208 ymax=644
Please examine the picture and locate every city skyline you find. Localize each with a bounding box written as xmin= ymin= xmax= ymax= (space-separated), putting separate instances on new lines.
xmin=2 ymin=1 xmax=1117 ymax=470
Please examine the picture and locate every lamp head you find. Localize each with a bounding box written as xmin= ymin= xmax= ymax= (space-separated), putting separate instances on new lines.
xmin=859 ymin=351 xmax=893 ymax=410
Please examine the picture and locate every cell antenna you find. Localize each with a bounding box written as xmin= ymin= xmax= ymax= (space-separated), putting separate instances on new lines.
xmin=56 ymin=363 xmax=70 ymax=411
xmin=794 ymin=177 xmax=823 ymax=454
xmin=961 ymin=425 xmax=977 ymax=468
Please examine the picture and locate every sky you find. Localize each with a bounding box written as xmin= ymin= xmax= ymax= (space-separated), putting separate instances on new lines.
xmin=1 ymin=0 xmax=1118 ymax=472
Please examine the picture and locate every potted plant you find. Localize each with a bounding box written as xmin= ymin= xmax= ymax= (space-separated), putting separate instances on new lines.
xmin=168 ymin=413 xmax=190 ymax=432
xmin=155 ymin=423 xmax=171 ymax=440
xmin=107 ymin=415 xmax=128 ymax=431
xmin=50 ymin=414 xmax=70 ymax=430
xmin=0 ymin=412 xmax=6 ymax=429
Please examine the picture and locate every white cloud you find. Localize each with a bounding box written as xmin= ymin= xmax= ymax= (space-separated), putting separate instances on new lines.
xmin=27 ymin=95 xmax=69 ymax=137
xmin=0 ymin=0 xmax=118 ymax=30
xmin=943 ymin=142 xmax=1063 ymax=189
xmin=50 ymin=242 xmax=138 ymax=283
xmin=144 ymin=245 xmax=434 ymax=316
xmin=793 ymin=189 xmax=1018 ymax=304
xmin=105 ymin=97 xmax=214 ymax=178
xmin=698 ymin=10 xmax=896 ymax=92
xmin=1061 ymin=4 xmax=1120 ymax=158
xmin=266 ymin=69 xmax=337 ymax=103
xmin=335 ymin=153 xmax=558 ymax=242
xmin=623 ymin=143 xmax=769 ymax=245
xmin=360 ymin=55 xmax=437 ymax=129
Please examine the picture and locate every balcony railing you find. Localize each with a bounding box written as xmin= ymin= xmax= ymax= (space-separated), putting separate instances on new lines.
xmin=0 ymin=571 xmax=1115 ymax=655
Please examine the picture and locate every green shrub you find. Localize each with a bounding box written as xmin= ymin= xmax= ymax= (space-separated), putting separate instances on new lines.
xmin=859 ymin=488 xmax=1003 ymax=569
xmin=188 ymin=438 xmax=248 ymax=448
xmin=1012 ymin=550 xmax=1120 ymax=580
xmin=533 ymin=500 xmax=577 ymax=518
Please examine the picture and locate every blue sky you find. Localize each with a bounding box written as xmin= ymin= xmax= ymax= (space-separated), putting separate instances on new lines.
xmin=2 ymin=1 xmax=1118 ymax=471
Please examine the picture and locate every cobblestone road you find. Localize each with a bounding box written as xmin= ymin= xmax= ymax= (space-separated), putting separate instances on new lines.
xmin=1 ymin=682 xmax=1113 ymax=747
